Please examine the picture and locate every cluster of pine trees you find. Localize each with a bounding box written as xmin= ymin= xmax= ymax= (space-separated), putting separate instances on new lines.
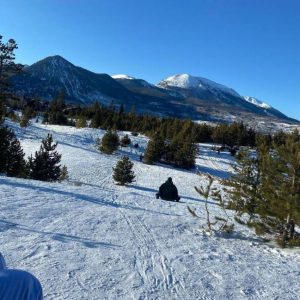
xmin=227 ymin=130 xmax=300 ymax=247
xmin=96 ymin=130 xmax=135 ymax=185
xmin=98 ymin=126 xmax=196 ymax=169
xmin=43 ymin=91 xmax=69 ymax=125
xmin=40 ymin=97 xmax=257 ymax=147
xmin=0 ymin=122 xmax=67 ymax=182
xmin=144 ymin=132 xmax=197 ymax=169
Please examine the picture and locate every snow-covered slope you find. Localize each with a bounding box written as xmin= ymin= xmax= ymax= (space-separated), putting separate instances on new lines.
xmin=1 ymin=120 xmax=299 ymax=299
xmin=158 ymin=73 xmax=241 ymax=98
xmin=243 ymin=96 xmax=271 ymax=109
xmin=157 ymin=74 xmax=296 ymax=123
xmin=113 ymin=74 xmax=154 ymax=88
xmin=112 ymin=74 xmax=135 ymax=80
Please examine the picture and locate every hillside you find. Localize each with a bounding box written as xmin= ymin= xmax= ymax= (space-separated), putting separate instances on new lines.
xmin=0 ymin=120 xmax=299 ymax=299
xmin=11 ymin=56 xmax=133 ymax=106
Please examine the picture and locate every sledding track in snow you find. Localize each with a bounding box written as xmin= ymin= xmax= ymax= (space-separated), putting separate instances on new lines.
xmin=115 ymin=192 xmax=188 ymax=299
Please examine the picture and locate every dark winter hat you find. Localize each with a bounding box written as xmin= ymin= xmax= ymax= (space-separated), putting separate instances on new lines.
xmin=167 ymin=177 xmax=172 ymax=182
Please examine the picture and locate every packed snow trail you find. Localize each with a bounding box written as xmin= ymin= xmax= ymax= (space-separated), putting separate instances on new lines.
xmin=1 ymin=121 xmax=300 ymax=299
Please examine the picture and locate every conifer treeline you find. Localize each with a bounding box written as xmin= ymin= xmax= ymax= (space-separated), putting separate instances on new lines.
xmin=44 ymin=98 xmax=257 ymax=147
xmin=86 ymin=103 xmax=257 ymax=147
xmin=8 ymin=90 xmax=258 ymax=148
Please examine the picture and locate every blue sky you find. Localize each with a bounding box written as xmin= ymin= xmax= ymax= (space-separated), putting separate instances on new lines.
xmin=1 ymin=0 xmax=299 ymax=120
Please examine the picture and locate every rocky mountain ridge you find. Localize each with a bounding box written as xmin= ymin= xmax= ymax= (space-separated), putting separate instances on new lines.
xmin=11 ymin=55 xmax=298 ymax=124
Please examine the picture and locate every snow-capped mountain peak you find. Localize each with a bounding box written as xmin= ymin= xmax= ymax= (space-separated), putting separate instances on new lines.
xmin=41 ymin=55 xmax=71 ymax=67
xmin=12 ymin=55 xmax=295 ymax=123
xmin=243 ymin=96 xmax=271 ymax=109
xmin=160 ymin=74 xmax=200 ymax=89
xmin=112 ymin=74 xmax=135 ymax=80
xmin=158 ymin=73 xmax=241 ymax=98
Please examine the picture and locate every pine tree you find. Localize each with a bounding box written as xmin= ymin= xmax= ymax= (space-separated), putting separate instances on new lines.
xmin=76 ymin=115 xmax=87 ymax=128
xmin=226 ymin=148 xmax=262 ymax=219
xmin=113 ymin=156 xmax=135 ymax=185
xmin=0 ymin=35 xmax=22 ymax=124
xmin=227 ymin=132 xmax=300 ymax=246
xmin=99 ymin=130 xmax=119 ymax=154
xmin=90 ymin=102 xmax=102 ymax=128
xmin=260 ymin=132 xmax=300 ymax=244
xmin=120 ymin=134 xmax=131 ymax=147
xmin=8 ymin=110 xmax=20 ymax=123
xmin=0 ymin=97 xmax=5 ymax=124
xmin=0 ymin=127 xmax=26 ymax=177
xmin=29 ymin=134 xmax=62 ymax=181
xmin=46 ymin=91 xmax=67 ymax=125
xmin=59 ymin=165 xmax=69 ymax=182
xmin=6 ymin=132 xmax=26 ymax=177
xmin=20 ymin=112 xmax=30 ymax=128
xmin=171 ymin=137 xmax=197 ymax=169
xmin=194 ymin=174 xmax=233 ymax=233
xmin=0 ymin=35 xmax=19 ymax=92
xmin=144 ymin=134 xmax=165 ymax=164
xmin=0 ymin=126 xmax=10 ymax=172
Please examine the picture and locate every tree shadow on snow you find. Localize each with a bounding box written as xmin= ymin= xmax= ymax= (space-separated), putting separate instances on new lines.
xmin=197 ymin=165 xmax=233 ymax=179
xmin=214 ymin=230 xmax=267 ymax=243
xmin=0 ymin=220 xmax=120 ymax=249
xmin=58 ymin=140 xmax=99 ymax=155
xmin=0 ymin=178 xmax=178 ymax=217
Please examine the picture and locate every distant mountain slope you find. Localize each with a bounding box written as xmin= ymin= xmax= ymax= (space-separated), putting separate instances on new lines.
xmin=11 ymin=56 xmax=298 ymax=124
xmin=157 ymin=74 xmax=295 ymax=122
xmin=12 ymin=55 xmax=133 ymax=105
xmin=158 ymin=73 xmax=241 ymax=97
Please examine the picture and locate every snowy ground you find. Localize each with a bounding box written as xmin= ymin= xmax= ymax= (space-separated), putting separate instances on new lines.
xmin=1 ymin=121 xmax=300 ymax=300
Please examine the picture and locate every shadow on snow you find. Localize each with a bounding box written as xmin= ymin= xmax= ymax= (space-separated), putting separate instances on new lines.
xmin=130 ymin=184 xmax=219 ymax=206
xmin=0 ymin=219 xmax=120 ymax=249
xmin=0 ymin=178 xmax=178 ymax=217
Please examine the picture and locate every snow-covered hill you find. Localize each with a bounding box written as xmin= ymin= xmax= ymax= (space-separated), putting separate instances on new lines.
xmin=112 ymin=74 xmax=135 ymax=80
xmin=243 ymin=96 xmax=271 ymax=109
xmin=1 ymin=121 xmax=299 ymax=299
xmin=158 ymin=73 xmax=241 ymax=98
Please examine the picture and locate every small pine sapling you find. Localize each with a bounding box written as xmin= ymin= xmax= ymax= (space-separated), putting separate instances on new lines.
xmin=20 ymin=114 xmax=30 ymax=128
xmin=29 ymin=134 xmax=62 ymax=181
xmin=120 ymin=134 xmax=131 ymax=147
xmin=193 ymin=174 xmax=233 ymax=234
xmin=59 ymin=165 xmax=69 ymax=182
xmin=76 ymin=115 xmax=87 ymax=128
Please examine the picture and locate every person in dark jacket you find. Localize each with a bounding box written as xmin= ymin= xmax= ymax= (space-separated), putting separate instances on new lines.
xmin=0 ymin=252 xmax=43 ymax=300
xmin=156 ymin=177 xmax=180 ymax=201
xmin=0 ymin=269 xmax=43 ymax=300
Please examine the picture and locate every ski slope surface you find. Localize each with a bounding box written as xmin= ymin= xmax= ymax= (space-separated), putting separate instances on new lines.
xmin=0 ymin=121 xmax=300 ymax=300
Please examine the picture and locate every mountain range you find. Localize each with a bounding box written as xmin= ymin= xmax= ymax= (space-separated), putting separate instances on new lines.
xmin=11 ymin=55 xmax=298 ymax=124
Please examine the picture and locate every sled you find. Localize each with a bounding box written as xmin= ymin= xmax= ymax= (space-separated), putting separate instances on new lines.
xmin=155 ymin=194 xmax=182 ymax=202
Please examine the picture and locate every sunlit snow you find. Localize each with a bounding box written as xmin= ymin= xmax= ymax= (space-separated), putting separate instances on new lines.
xmin=0 ymin=120 xmax=299 ymax=299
